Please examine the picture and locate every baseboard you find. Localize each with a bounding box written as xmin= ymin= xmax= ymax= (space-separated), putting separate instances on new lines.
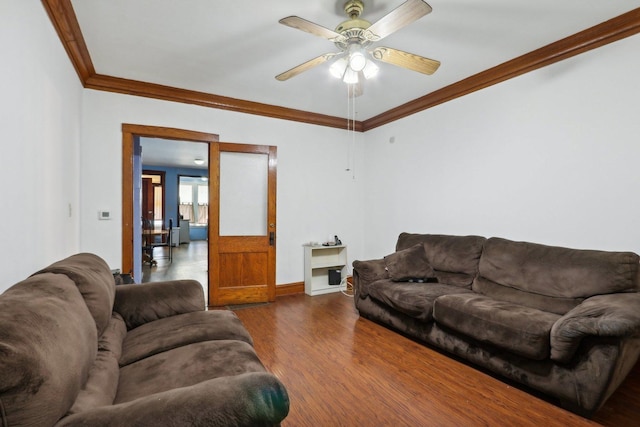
xmin=276 ymin=281 xmax=304 ymax=297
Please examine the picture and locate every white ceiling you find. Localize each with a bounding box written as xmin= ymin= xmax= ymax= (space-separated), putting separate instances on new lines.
xmin=70 ymin=0 xmax=638 ymax=122
xmin=140 ymin=137 xmax=209 ymax=170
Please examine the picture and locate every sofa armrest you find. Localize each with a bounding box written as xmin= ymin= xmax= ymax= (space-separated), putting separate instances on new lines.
xmin=55 ymin=372 xmax=289 ymax=427
xmin=352 ymin=259 xmax=389 ymax=299
xmin=550 ymin=293 xmax=640 ymax=363
xmin=114 ymin=280 xmax=205 ymax=330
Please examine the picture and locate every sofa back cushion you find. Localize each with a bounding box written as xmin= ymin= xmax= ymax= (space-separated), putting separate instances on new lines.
xmin=0 ymin=273 xmax=97 ymax=427
xmin=384 ymin=244 xmax=435 ymax=282
xmin=473 ymin=276 xmax=581 ymax=315
xmin=396 ymin=233 xmax=486 ymax=286
xmin=67 ymin=312 xmax=127 ymax=415
xmin=33 ymin=253 xmax=116 ymax=336
xmin=475 ymin=237 xmax=640 ymax=314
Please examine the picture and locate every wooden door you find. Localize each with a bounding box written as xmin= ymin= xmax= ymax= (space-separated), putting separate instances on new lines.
xmin=141 ymin=178 xmax=154 ymax=227
xmin=209 ymin=143 xmax=277 ymax=306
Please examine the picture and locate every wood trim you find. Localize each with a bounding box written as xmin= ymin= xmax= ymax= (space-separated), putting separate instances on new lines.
xmin=121 ymin=131 xmax=134 ymax=276
xmin=41 ymin=0 xmax=360 ymax=130
xmin=86 ymin=74 xmax=360 ymax=131
xmin=267 ymin=145 xmax=278 ymax=302
xmin=122 ymin=123 xmax=220 ymax=143
xmin=218 ymin=143 xmax=272 ymax=155
xmin=41 ymin=0 xmax=94 ymax=83
xmin=275 ymin=282 xmax=304 ymax=297
xmin=208 ymin=143 xmax=220 ymax=304
xmin=363 ymin=8 xmax=640 ymax=131
xmin=44 ymin=1 xmax=640 ymax=130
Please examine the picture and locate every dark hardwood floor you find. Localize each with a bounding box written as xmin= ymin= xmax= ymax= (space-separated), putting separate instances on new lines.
xmin=233 ymin=292 xmax=640 ymax=427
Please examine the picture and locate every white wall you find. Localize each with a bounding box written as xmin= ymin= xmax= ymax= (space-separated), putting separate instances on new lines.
xmin=80 ymin=91 xmax=365 ymax=284
xmin=0 ymin=1 xmax=83 ymax=291
xmin=3 ymin=1 xmax=638 ymax=293
xmin=363 ymin=34 xmax=640 ymax=258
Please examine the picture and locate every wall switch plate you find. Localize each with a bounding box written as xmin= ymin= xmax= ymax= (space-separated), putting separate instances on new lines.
xmin=98 ymin=211 xmax=111 ymax=220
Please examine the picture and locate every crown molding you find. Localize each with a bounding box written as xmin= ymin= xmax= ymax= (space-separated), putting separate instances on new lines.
xmin=86 ymin=74 xmax=361 ymax=131
xmin=41 ymin=0 xmax=95 ymax=82
xmin=362 ymin=8 xmax=640 ymax=131
xmin=40 ymin=0 xmax=361 ymax=131
xmin=42 ymin=1 xmax=639 ymax=133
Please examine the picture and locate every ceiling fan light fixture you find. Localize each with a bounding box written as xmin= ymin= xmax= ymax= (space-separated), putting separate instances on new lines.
xmin=362 ymin=59 xmax=379 ymax=79
xmin=343 ymin=67 xmax=359 ymax=84
xmin=330 ymin=57 xmax=348 ymax=79
xmin=348 ymin=51 xmax=367 ymax=72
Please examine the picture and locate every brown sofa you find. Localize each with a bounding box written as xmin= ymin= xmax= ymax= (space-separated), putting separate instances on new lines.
xmin=0 ymin=253 xmax=289 ymax=427
xmin=352 ymin=233 xmax=640 ymax=416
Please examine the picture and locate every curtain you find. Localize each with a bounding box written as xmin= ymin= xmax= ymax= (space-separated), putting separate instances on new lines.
xmin=179 ymin=203 xmax=193 ymax=221
xmin=197 ymin=203 xmax=209 ymax=225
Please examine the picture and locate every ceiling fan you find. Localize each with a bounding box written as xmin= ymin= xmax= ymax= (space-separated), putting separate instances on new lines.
xmin=275 ymin=0 xmax=440 ymax=95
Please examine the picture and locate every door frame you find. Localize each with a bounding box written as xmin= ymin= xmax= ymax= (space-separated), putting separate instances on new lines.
xmin=121 ymin=124 xmax=219 ymax=279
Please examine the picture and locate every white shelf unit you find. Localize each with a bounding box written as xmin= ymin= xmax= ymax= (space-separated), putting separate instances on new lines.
xmin=304 ymin=245 xmax=347 ymax=296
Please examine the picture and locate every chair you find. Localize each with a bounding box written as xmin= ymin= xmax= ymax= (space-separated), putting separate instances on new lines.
xmin=142 ymin=218 xmax=172 ymax=265
xmin=141 ymin=218 xmax=156 ymax=265
xmin=151 ymin=219 xmax=173 ymax=263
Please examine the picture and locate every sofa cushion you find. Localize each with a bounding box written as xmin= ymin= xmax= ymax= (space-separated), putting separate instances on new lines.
xmin=0 ymin=273 xmax=97 ymax=427
xmin=34 ymin=253 xmax=116 ymax=336
xmin=353 ymin=259 xmax=389 ymax=299
xmin=58 ymin=373 xmax=290 ymax=427
xmin=115 ymin=340 xmax=266 ymax=404
xmin=353 ymin=258 xmax=388 ymax=283
xmin=384 ymin=244 xmax=435 ymax=282
xmin=432 ymin=271 xmax=475 ymax=287
xmin=550 ymin=293 xmax=640 ymax=363
xmin=473 ymin=276 xmax=582 ymax=315
xmin=396 ymin=233 xmax=485 ymax=277
xmin=68 ymin=312 xmax=127 ymax=415
xmin=114 ymin=280 xmax=205 ymax=330
xmin=433 ymin=294 xmax=561 ymax=360
xmin=478 ymin=237 xmax=640 ymax=300
xmin=120 ymin=310 xmax=255 ymax=366
xmin=368 ymin=280 xmax=473 ymax=322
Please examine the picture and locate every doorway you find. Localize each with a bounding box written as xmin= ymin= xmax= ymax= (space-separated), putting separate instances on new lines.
xmin=121 ymin=124 xmax=277 ymax=307
xmin=122 ymin=124 xmax=216 ymax=290
xmin=141 ymin=170 xmax=165 ymax=229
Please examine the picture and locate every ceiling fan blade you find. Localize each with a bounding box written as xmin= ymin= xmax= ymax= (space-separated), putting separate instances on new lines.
xmin=371 ymin=46 xmax=440 ymax=75
xmin=279 ymin=16 xmax=347 ymax=43
xmin=276 ymin=53 xmax=339 ymax=81
xmin=364 ymin=0 xmax=432 ymax=42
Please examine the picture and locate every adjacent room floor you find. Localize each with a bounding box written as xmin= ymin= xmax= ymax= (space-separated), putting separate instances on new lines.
xmin=142 ymin=240 xmax=208 ymax=303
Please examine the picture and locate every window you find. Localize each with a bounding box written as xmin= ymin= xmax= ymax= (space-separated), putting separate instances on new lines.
xmin=179 ymin=176 xmax=208 ymax=226
xmin=197 ymin=185 xmax=209 ymax=225
xmin=179 ymin=184 xmax=193 ymax=221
